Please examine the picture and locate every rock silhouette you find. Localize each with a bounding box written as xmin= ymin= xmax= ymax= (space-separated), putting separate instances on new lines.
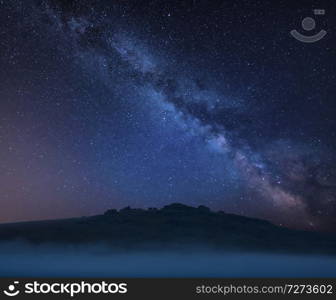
xmin=0 ymin=203 xmax=335 ymax=255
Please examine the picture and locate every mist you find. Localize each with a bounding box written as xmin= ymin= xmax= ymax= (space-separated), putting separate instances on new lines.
xmin=0 ymin=242 xmax=335 ymax=277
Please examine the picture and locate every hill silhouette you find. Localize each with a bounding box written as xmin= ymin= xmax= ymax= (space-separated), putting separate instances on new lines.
xmin=0 ymin=203 xmax=335 ymax=255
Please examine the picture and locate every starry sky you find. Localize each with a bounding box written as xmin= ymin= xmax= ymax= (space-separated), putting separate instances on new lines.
xmin=0 ymin=0 xmax=335 ymax=231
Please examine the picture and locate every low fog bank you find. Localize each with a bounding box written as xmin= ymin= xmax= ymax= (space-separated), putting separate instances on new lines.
xmin=0 ymin=242 xmax=335 ymax=277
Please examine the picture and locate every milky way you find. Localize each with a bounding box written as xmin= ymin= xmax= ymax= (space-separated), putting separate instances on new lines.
xmin=0 ymin=0 xmax=335 ymax=231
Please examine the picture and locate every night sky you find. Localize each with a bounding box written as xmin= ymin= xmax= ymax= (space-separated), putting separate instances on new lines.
xmin=1 ymin=0 xmax=335 ymax=231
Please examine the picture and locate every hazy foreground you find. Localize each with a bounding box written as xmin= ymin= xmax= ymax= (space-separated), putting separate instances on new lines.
xmin=0 ymin=242 xmax=336 ymax=277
